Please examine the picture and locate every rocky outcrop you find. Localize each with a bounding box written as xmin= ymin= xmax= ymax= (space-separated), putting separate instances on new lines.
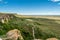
xmin=0 ymin=38 xmax=2 ymax=40
xmin=46 ymin=38 xmax=58 ymax=40
xmin=0 ymin=14 xmax=13 ymax=23
xmin=6 ymin=29 xmax=24 ymax=40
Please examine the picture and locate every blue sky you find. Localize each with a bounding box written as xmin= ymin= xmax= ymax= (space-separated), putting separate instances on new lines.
xmin=0 ymin=0 xmax=60 ymax=15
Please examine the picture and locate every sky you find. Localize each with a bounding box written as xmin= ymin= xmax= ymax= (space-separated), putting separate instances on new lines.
xmin=0 ymin=0 xmax=60 ymax=15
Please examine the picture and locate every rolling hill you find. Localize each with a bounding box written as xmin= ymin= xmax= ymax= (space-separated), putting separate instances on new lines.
xmin=0 ymin=13 xmax=60 ymax=40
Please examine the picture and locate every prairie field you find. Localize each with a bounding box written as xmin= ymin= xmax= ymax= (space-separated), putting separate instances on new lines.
xmin=0 ymin=14 xmax=60 ymax=40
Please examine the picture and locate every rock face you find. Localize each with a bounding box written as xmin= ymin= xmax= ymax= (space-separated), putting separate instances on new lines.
xmin=6 ymin=29 xmax=24 ymax=40
xmin=0 ymin=14 xmax=13 ymax=23
xmin=0 ymin=38 xmax=2 ymax=40
xmin=46 ymin=38 xmax=58 ymax=40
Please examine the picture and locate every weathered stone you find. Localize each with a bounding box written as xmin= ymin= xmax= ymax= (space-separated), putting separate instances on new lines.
xmin=0 ymin=14 xmax=13 ymax=23
xmin=46 ymin=38 xmax=59 ymax=40
xmin=34 ymin=39 xmax=42 ymax=40
xmin=6 ymin=29 xmax=24 ymax=40
xmin=0 ymin=38 xmax=2 ymax=40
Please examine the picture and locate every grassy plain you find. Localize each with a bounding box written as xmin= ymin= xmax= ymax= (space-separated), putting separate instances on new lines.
xmin=0 ymin=13 xmax=60 ymax=40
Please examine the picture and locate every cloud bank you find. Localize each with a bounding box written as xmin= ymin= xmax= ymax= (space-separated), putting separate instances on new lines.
xmin=49 ymin=0 xmax=60 ymax=2
xmin=48 ymin=0 xmax=60 ymax=5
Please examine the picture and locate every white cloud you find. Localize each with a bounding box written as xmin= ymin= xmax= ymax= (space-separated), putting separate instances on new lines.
xmin=48 ymin=0 xmax=60 ymax=5
xmin=0 ymin=0 xmax=2 ymax=1
xmin=0 ymin=0 xmax=8 ymax=4
xmin=49 ymin=0 xmax=60 ymax=2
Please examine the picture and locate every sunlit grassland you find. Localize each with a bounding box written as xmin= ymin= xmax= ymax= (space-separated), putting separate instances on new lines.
xmin=0 ymin=14 xmax=60 ymax=40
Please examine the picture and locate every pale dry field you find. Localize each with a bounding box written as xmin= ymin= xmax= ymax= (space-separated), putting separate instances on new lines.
xmin=15 ymin=15 xmax=60 ymax=20
xmin=15 ymin=15 xmax=60 ymax=24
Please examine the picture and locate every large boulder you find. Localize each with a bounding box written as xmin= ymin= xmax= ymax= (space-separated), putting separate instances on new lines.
xmin=0 ymin=38 xmax=2 ymax=40
xmin=6 ymin=29 xmax=24 ymax=40
xmin=46 ymin=38 xmax=58 ymax=40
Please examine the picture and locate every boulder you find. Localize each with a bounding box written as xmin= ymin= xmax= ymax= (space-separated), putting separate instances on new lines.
xmin=46 ymin=38 xmax=58 ymax=40
xmin=6 ymin=29 xmax=24 ymax=40
xmin=0 ymin=38 xmax=2 ymax=40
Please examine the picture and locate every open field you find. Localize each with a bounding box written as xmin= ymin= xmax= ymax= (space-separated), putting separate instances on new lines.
xmin=15 ymin=15 xmax=60 ymax=20
xmin=0 ymin=13 xmax=60 ymax=40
